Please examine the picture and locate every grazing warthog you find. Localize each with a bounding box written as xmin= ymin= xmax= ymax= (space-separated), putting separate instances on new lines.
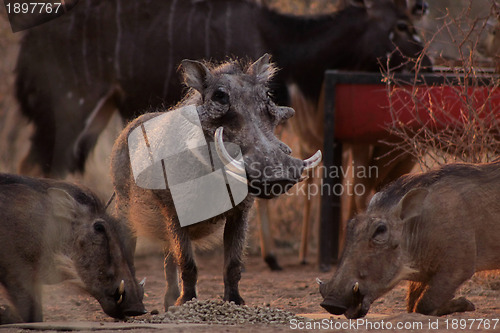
xmin=0 ymin=174 xmax=146 ymax=323
xmin=318 ymin=160 xmax=500 ymax=318
xmin=110 ymin=55 xmax=321 ymax=310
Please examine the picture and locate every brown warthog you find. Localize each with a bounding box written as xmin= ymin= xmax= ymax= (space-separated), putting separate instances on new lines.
xmin=318 ymin=160 xmax=500 ymax=318
xmin=0 ymin=174 xmax=146 ymax=323
xmin=110 ymin=54 xmax=321 ymax=310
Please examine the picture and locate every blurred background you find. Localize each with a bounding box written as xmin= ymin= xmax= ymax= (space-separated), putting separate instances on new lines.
xmin=0 ymin=0 xmax=499 ymax=262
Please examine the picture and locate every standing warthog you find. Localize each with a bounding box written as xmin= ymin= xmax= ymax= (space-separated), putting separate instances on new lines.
xmin=0 ymin=173 xmax=146 ymax=323
xmin=111 ymin=54 xmax=321 ymax=310
xmin=318 ymin=160 xmax=500 ymax=318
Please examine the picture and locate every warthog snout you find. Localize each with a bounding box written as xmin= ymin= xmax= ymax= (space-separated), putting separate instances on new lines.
xmin=320 ymin=281 xmax=367 ymax=319
xmin=117 ymin=279 xmax=148 ymax=317
xmin=100 ymin=279 xmax=147 ymax=319
xmin=215 ymin=126 xmax=321 ymax=199
xmin=320 ymin=299 xmax=347 ymax=316
xmin=124 ymin=278 xmax=148 ymax=316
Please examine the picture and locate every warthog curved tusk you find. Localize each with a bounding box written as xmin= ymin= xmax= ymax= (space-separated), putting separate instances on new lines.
xmin=117 ymin=294 xmax=123 ymax=305
xmin=303 ymin=150 xmax=322 ymax=171
xmin=139 ymin=277 xmax=146 ymax=287
xmin=214 ymin=127 xmax=245 ymax=175
xmin=316 ymin=277 xmax=324 ymax=285
xmin=119 ymin=280 xmax=125 ymax=295
xmin=353 ymin=282 xmax=359 ymax=294
xmin=299 ymin=174 xmax=309 ymax=182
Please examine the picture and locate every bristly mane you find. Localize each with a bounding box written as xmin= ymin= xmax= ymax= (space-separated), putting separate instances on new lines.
xmin=374 ymin=160 xmax=500 ymax=210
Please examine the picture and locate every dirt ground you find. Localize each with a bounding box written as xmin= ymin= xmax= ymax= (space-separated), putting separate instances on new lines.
xmin=0 ymin=247 xmax=498 ymax=333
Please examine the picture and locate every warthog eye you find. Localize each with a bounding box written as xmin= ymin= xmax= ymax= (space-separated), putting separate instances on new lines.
xmin=212 ymin=88 xmax=229 ymax=105
xmin=395 ymin=21 xmax=409 ymax=33
xmin=93 ymin=221 xmax=106 ymax=233
xmin=371 ymin=223 xmax=389 ymax=244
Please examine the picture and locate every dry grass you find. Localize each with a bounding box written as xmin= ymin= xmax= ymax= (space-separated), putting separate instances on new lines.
xmin=471 ymin=270 xmax=500 ymax=291
xmin=383 ymin=1 xmax=500 ymax=171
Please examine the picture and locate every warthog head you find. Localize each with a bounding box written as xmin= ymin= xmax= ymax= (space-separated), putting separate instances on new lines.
xmin=50 ymin=187 xmax=147 ymax=319
xmin=318 ymin=189 xmax=427 ymax=318
xmin=180 ymin=54 xmax=321 ymax=199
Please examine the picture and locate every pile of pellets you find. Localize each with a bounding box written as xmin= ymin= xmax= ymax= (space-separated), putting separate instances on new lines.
xmin=130 ymin=299 xmax=307 ymax=326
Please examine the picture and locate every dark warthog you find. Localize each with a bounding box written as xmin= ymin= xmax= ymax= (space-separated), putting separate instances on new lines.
xmin=110 ymin=55 xmax=321 ymax=309
xmin=16 ymin=0 xmax=429 ymax=177
xmin=0 ymin=174 xmax=146 ymax=323
xmin=318 ymin=160 xmax=500 ymax=318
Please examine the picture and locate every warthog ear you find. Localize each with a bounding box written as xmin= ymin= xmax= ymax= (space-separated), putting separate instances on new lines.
xmin=272 ymin=106 xmax=295 ymax=125
xmin=48 ymin=187 xmax=78 ymax=222
xmin=180 ymin=59 xmax=212 ymax=93
xmin=368 ymin=191 xmax=383 ymax=209
xmin=247 ymin=53 xmax=276 ymax=83
xmin=395 ymin=188 xmax=429 ymax=221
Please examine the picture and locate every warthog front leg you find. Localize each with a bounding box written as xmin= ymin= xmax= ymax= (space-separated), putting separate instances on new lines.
xmin=163 ymin=251 xmax=180 ymax=310
xmin=0 ymin=304 xmax=23 ymax=324
xmin=4 ymin=278 xmax=43 ymax=322
xmin=165 ymin=218 xmax=198 ymax=308
xmin=407 ymin=281 xmax=427 ymax=313
xmin=414 ymin=270 xmax=475 ymax=316
xmin=434 ymin=297 xmax=476 ymax=316
xmin=223 ymin=207 xmax=250 ymax=305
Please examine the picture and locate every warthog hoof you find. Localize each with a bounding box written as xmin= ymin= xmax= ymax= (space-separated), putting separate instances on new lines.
xmin=264 ymin=254 xmax=283 ymax=271
xmin=224 ymin=293 xmax=245 ymax=305
xmin=435 ymin=297 xmax=476 ymax=316
xmin=175 ymin=294 xmax=197 ymax=307
xmin=0 ymin=305 xmax=22 ymax=324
